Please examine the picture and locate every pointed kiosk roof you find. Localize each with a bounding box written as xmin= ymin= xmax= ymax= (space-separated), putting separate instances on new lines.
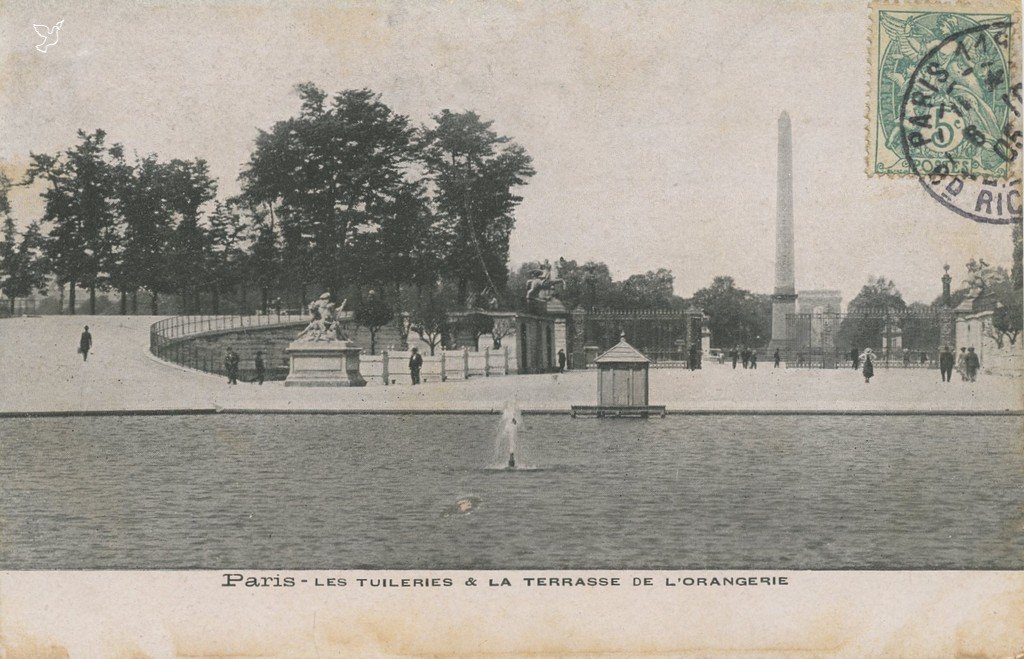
xmin=594 ymin=332 xmax=650 ymax=364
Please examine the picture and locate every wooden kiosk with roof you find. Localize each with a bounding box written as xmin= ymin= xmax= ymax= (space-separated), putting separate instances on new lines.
xmin=571 ymin=333 xmax=666 ymax=418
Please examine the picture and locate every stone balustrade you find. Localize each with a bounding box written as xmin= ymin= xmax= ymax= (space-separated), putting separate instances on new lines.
xmin=359 ymin=347 xmax=512 ymax=385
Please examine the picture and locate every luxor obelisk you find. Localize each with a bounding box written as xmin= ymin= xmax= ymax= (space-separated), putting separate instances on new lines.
xmin=769 ymin=111 xmax=797 ymax=355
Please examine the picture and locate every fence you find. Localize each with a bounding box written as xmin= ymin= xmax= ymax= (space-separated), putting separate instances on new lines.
xmin=150 ymin=311 xmax=310 ymax=376
xmin=351 ymin=347 xmax=512 ymax=385
xmin=787 ymin=348 xmax=942 ymax=369
xmin=151 ymin=312 xmax=514 ymax=383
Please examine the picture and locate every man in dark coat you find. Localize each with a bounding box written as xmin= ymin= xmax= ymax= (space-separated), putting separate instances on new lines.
xmin=78 ymin=325 xmax=92 ymax=362
xmin=964 ymin=347 xmax=980 ymax=382
xmin=749 ymin=349 xmax=758 ymax=369
xmin=939 ymin=346 xmax=954 ymax=382
xmin=850 ymin=346 xmax=859 ymax=369
xmin=409 ymin=347 xmax=423 ymax=385
xmin=254 ymin=351 xmax=265 ymax=385
xmin=224 ymin=348 xmax=239 ymax=385
xmin=730 ymin=346 xmax=738 ymax=369
xmin=773 ymin=348 xmax=780 ymax=368
xmin=741 ymin=347 xmax=750 ymax=369
xmin=557 ymin=349 xmax=566 ymax=373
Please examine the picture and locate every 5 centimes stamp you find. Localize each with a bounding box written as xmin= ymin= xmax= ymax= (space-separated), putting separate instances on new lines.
xmin=868 ymin=0 xmax=1020 ymax=184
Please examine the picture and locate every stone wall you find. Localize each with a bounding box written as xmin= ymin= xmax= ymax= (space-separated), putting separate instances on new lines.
xmin=171 ymin=320 xmax=409 ymax=380
xmin=160 ymin=311 xmax=553 ymax=380
xmin=956 ymin=309 xmax=1024 ymax=377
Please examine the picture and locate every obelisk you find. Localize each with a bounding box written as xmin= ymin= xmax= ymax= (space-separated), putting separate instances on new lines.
xmin=769 ymin=111 xmax=797 ymax=354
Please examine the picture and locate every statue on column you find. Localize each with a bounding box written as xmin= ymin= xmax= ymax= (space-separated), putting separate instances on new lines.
xmin=525 ymin=259 xmax=565 ymax=301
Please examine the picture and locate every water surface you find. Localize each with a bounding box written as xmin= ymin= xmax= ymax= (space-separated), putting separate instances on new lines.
xmin=1 ymin=414 xmax=1021 ymax=569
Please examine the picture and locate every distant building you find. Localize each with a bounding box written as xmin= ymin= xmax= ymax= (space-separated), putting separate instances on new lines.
xmin=797 ymin=289 xmax=842 ymax=351
xmin=797 ymin=290 xmax=842 ymax=315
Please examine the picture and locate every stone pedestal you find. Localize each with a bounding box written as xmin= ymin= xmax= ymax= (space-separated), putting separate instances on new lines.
xmin=285 ymin=340 xmax=366 ymax=387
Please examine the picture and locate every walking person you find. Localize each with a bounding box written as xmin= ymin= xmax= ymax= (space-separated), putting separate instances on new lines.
xmin=730 ymin=346 xmax=738 ymax=369
xmin=409 ymin=347 xmax=423 ymax=385
xmin=254 ymin=351 xmax=265 ymax=385
xmin=862 ymin=350 xmax=874 ymax=384
xmin=850 ymin=346 xmax=859 ymax=369
xmin=773 ymin=348 xmax=780 ymax=368
xmin=749 ymin=349 xmax=758 ymax=369
xmin=741 ymin=346 xmax=750 ymax=369
xmin=224 ymin=348 xmax=239 ymax=385
xmin=557 ymin=349 xmax=566 ymax=373
xmin=78 ymin=325 xmax=92 ymax=362
xmin=956 ymin=347 xmax=968 ymax=381
xmin=965 ymin=347 xmax=980 ymax=382
xmin=939 ymin=346 xmax=954 ymax=383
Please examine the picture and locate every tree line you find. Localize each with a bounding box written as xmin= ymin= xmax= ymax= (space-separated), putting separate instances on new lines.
xmin=0 ymin=84 xmax=534 ymax=318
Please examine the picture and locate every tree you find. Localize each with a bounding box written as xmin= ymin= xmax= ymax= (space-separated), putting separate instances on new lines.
xmin=838 ymin=276 xmax=907 ymax=350
xmin=247 ymin=213 xmax=280 ymax=314
xmin=990 ymin=296 xmax=1022 ymax=346
xmin=354 ymin=294 xmax=393 ymax=355
xmin=457 ymin=312 xmax=494 ymax=349
xmin=420 ymin=110 xmax=534 ymax=307
xmin=241 ymin=85 xmax=417 ymax=297
xmin=162 ymin=159 xmax=217 ymax=313
xmin=205 ymin=199 xmax=252 ymax=314
xmin=556 ymin=260 xmax=616 ymax=309
xmin=690 ymin=276 xmax=770 ymax=348
xmin=26 ymin=130 xmax=125 ymax=314
xmin=0 ymin=219 xmax=49 ymax=314
xmin=410 ymin=294 xmax=449 ymax=355
xmin=618 ymin=269 xmax=676 ymax=308
xmin=112 ymin=154 xmax=179 ymax=314
xmin=961 ymin=258 xmax=1023 ymax=347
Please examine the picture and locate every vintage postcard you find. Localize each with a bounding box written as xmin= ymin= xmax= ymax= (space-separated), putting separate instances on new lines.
xmin=0 ymin=0 xmax=1022 ymax=656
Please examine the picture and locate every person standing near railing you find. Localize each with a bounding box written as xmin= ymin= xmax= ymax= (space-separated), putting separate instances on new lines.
xmin=409 ymin=347 xmax=423 ymax=385
xmin=254 ymin=351 xmax=265 ymax=385
xmin=224 ymin=348 xmax=240 ymax=385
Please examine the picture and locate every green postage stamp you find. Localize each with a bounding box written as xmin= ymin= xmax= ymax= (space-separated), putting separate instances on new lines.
xmin=868 ymin=0 xmax=1019 ymax=179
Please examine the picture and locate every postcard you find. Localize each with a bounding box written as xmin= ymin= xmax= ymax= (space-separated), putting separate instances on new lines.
xmin=0 ymin=0 xmax=1021 ymax=656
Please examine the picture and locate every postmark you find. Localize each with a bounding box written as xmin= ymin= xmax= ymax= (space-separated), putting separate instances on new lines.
xmin=868 ymin=1 xmax=1019 ymax=183
xmin=899 ymin=22 xmax=1022 ymax=224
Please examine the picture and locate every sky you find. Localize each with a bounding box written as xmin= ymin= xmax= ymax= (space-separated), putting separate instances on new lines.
xmin=0 ymin=0 xmax=1017 ymax=305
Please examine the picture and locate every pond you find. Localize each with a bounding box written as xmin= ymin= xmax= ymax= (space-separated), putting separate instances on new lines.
xmin=1 ymin=414 xmax=1021 ymax=569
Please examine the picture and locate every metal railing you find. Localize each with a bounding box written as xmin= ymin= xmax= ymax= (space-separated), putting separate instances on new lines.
xmin=787 ymin=348 xmax=941 ymax=369
xmin=150 ymin=310 xmax=312 ymax=339
xmin=150 ymin=311 xmax=311 ymax=376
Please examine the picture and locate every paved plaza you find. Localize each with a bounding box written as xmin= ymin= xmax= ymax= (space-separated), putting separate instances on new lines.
xmin=0 ymin=315 xmax=1021 ymax=415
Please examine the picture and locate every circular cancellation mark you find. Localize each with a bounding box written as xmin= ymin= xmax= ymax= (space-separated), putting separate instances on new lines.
xmin=898 ymin=19 xmax=1022 ymax=225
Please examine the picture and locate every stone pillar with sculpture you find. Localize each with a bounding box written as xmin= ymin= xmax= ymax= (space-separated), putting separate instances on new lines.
xmin=701 ymin=314 xmax=712 ymax=355
xmin=570 ymin=306 xmax=587 ymax=370
xmin=938 ymin=264 xmax=956 ymax=349
xmin=285 ymin=292 xmax=367 ymax=387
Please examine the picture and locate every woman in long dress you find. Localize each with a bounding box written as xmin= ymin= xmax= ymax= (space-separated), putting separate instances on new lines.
xmin=955 ymin=347 xmax=968 ymax=381
xmin=860 ymin=348 xmax=875 ymax=383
